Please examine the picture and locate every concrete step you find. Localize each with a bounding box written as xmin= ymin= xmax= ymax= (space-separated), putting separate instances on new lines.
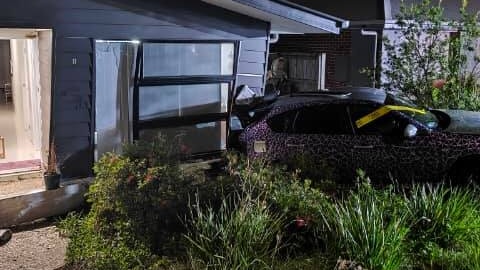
xmin=0 ymin=170 xmax=42 ymax=183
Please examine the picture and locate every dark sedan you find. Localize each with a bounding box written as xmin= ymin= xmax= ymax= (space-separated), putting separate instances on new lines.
xmin=238 ymin=88 xmax=480 ymax=183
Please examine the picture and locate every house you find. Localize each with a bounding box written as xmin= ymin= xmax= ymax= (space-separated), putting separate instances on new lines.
xmin=269 ymin=0 xmax=385 ymax=90
xmin=269 ymin=0 xmax=479 ymax=91
xmin=0 ymin=0 xmax=348 ymax=181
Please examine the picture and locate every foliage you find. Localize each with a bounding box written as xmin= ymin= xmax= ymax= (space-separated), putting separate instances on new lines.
xmin=60 ymin=212 xmax=167 ymax=270
xmin=184 ymin=153 xmax=336 ymax=269
xmin=60 ymin=136 xmax=217 ymax=269
xmin=403 ymin=184 xmax=480 ymax=269
xmin=326 ymin=171 xmax=409 ymax=270
xmin=382 ymin=0 xmax=480 ymax=110
xmin=184 ymin=191 xmax=284 ymax=270
xmin=274 ymin=255 xmax=330 ymax=270
xmin=225 ymin=153 xmax=334 ymax=254
xmin=286 ymin=153 xmax=335 ymax=182
xmin=61 ymin=147 xmax=480 ymax=270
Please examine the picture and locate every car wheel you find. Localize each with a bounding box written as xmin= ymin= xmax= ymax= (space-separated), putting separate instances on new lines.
xmin=449 ymin=157 xmax=480 ymax=185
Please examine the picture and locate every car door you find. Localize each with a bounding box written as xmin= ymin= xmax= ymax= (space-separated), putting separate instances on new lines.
xmin=283 ymin=104 xmax=357 ymax=180
xmin=348 ymin=103 xmax=431 ymax=181
xmin=264 ymin=108 xmax=298 ymax=162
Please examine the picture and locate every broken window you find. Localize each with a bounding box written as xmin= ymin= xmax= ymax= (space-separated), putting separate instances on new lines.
xmin=134 ymin=42 xmax=236 ymax=157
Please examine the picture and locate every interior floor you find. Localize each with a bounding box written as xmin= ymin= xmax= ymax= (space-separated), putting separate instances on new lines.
xmin=0 ymin=103 xmax=40 ymax=173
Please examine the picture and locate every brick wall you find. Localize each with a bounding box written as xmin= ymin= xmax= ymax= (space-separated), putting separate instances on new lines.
xmin=270 ymin=30 xmax=352 ymax=89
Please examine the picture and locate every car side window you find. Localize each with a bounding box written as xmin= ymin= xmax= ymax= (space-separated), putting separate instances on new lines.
xmin=349 ymin=104 xmax=403 ymax=135
xmin=267 ymin=110 xmax=297 ymax=133
xmin=293 ymin=104 xmax=353 ymax=134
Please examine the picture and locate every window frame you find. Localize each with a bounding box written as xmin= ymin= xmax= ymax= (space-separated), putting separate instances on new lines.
xmin=132 ymin=40 xmax=239 ymax=157
xmin=267 ymin=103 xmax=354 ymax=135
xmin=347 ymin=103 xmax=408 ymax=136
xmin=292 ymin=104 xmax=353 ymax=135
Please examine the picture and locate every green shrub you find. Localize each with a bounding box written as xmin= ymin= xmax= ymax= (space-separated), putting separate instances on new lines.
xmin=286 ymin=153 xmax=335 ymax=183
xmin=225 ymin=153 xmax=334 ymax=254
xmin=60 ymin=212 xmax=165 ymax=270
xmin=184 ymin=191 xmax=284 ymax=270
xmin=274 ymin=254 xmax=330 ymax=270
xmin=382 ymin=0 xmax=480 ymax=111
xmin=60 ymin=137 xmax=215 ymax=269
xmin=61 ymin=148 xmax=480 ymax=270
xmin=404 ymin=184 xmax=480 ymax=269
xmin=329 ymin=173 xmax=409 ymax=270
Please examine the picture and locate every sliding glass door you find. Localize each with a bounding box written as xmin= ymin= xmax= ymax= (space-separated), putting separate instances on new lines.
xmin=95 ymin=40 xmax=236 ymax=159
xmin=94 ymin=41 xmax=138 ymax=160
xmin=134 ymin=42 xmax=236 ymax=157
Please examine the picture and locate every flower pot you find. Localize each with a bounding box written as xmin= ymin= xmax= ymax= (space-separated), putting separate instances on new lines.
xmin=44 ymin=173 xmax=60 ymax=190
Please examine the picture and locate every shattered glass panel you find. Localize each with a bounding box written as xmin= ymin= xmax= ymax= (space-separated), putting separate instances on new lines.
xmin=95 ymin=41 xmax=137 ymax=160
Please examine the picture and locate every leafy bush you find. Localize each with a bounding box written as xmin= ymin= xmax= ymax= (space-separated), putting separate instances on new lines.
xmin=60 ymin=212 xmax=165 ymax=270
xmin=184 ymin=191 xmax=284 ymax=270
xmin=225 ymin=153 xmax=334 ymax=254
xmin=286 ymin=153 xmax=335 ymax=183
xmin=404 ymin=184 xmax=480 ymax=269
xmin=61 ymin=148 xmax=480 ymax=270
xmin=382 ymin=0 xmax=480 ymax=111
xmin=60 ymin=137 xmax=217 ymax=269
xmin=329 ymin=173 xmax=409 ymax=270
xmin=185 ymin=153 xmax=334 ymax=269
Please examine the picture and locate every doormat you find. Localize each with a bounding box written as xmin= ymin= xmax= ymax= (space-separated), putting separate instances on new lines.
xmin=0 ymin=137 xmax=4 ymax=159
xmin=0 ymin=159 xmax=41 ymax=171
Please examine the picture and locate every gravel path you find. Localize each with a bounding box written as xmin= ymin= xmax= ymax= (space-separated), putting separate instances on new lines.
xmin=0 ymin=221 xmax=67 ymax=270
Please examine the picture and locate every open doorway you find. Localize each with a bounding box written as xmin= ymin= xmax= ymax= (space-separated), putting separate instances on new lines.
xmin=0 ymin=29 xmax=52 ymax=198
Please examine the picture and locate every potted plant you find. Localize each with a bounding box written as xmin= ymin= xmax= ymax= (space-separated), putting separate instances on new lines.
xmin=44 ymin=141 xmax=60 ymax=190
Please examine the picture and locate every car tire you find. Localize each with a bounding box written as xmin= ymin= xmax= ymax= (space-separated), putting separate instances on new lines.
xmin=449 ymin=157 xmax=480 ymax=185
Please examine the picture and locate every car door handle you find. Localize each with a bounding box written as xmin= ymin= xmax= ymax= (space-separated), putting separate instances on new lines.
xmin=287 ymin=144 xmax=305 ymax=148
xmin=354 ymin=145 xmax=374 ymax=149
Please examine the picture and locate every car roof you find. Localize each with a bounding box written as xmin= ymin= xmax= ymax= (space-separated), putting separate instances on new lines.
xmin=272 ymin=87 xmax=387 ymax=107
xmin=272 ymin=87 xmax=387 ymax=110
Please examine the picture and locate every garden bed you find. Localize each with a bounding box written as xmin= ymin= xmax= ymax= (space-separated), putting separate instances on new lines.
xmin=57 ymin=138 xmax=480 ymax=270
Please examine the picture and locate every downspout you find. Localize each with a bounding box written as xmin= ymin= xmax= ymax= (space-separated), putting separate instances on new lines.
xmin=269 ymin=33 xmax=279 ymax=44
xmin=361 ymin=29 xmax=378 ymax=88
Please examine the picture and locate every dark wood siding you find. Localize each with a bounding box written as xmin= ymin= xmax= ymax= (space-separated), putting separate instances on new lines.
xmin=54 ymin=37 xmax=94 ymax=177
xmin=0 ymin=0 xmax=269 ymax=178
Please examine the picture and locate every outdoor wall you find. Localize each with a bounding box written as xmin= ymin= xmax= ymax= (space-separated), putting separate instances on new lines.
xmin=38 ymin=30 xmax=52 ymax=168
xmin=236 ymin=38 xmax=269 ymax=95
xmin=0 ymin=0 xmax=269 ymax=178
xmin=270 ymin=31 xmax=352 ymax=89
xmin=350 ymin=30 xmax=377 ymax=88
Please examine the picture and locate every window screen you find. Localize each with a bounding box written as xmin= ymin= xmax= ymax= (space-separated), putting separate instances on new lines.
xmin=143 ymin=43 xmax=234 ymax=77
